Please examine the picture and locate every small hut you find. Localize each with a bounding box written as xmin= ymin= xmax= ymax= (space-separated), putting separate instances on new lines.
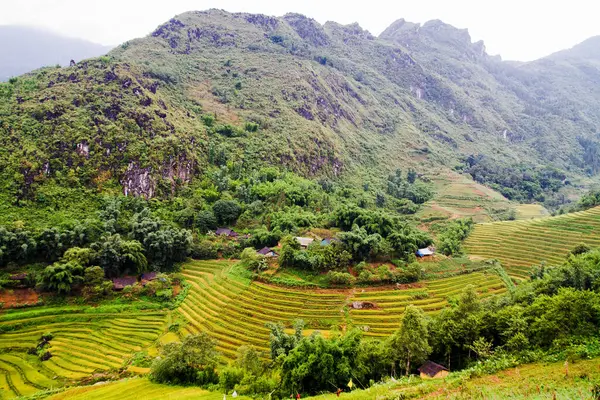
xmin=294 ymin=237 xmax=314 ymax=249
xmin=418 ymin=361 xmax=448 ymax=379
xmin=215 ymin=228 xmax=239 ymax=238
xmin=257 ymin=247 xmax=278 ymax=258
xmin=416 ymin=246 xmax=435 ymax=258
xmin=141 ymin=272 xmax=158 ymax=285
xmin=112 ymin=276 xmax=138 ymax=290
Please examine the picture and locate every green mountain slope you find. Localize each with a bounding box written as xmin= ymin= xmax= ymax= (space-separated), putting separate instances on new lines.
xmin=2 ymin=9 xmax=600 ymax=210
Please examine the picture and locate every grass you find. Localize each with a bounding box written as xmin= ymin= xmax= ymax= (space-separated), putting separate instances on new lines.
xmin=41 ymin=357 xmax=600 ymax=399
xmin=310 ymin=357 xmax=600 ymax=399
xmin=465 ymin=205 xmax=600 ymax=279
xmin=45 ymin=377 xmax=252 ymax=399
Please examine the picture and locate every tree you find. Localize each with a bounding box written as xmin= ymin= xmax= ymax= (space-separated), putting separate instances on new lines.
xmin=196 ymin=210 xmax=217 ymax=234
xmin=407 ymin=169 xmax=417 ymax=184
xmin=339 ymin=225 xmax=382 ymax=261
xmin=151 ymin=332 xmax=220 ymax=385
xmin=387 ymin=305 xmax=431 ymax=376
xmin=91 ymin=234 xmax=147 ymax=277
xmin=0 ymin=227 xmax=36 ymax=267
xmin=212 ymin=200 xmax=242 ymax=225
xmin=61 ymin=247 xmax=93 ymax=266
xmin=143 ymin=228 xmax=192 ymax=270
xmin=83 ymin=266 xmax=105 ymax=286
xmin=266 ymin=320 xmax=305 ymax=360
xmin=280 ymin=330 xmax=362 ymax=395
xmin=38 ymin=261 xmax=84 ymax=294
xmin=240 ymin=247 xmax=267 ymax=272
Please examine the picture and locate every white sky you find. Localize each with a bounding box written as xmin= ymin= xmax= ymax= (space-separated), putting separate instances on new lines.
xmin=1 ymin=0 xmax=599 ymax=61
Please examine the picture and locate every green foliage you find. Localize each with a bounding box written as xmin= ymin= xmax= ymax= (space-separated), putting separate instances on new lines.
xmin=212 ymin=200 xmax=242 ymax=225
xmin=280 ymin=330 xmax=362 ymax=395
xmin=150 ymin=332 xmax=220 ymax=385
xmin=387 ymin=305 xmax=432 ymax=376
xmin=240 ymin=247 xmax=267 ymax=272
xmin=437 ymin=218 xmax=474 ymax=256
xmin=339 ymin=225 xmax=383 ymax=261
xmin=266 ymin=319 xmax=305 ymax=360
xmin=326 ymin=271 xmax=356 ymax=285
xmin=39 ymin=261 xmax=84 ymax=294
xmin=91 ymin=234 xmax=147 ymax=277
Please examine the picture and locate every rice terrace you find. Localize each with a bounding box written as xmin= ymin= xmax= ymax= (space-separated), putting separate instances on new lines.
xmin=4 ymin=2 xmax=600 ymax=399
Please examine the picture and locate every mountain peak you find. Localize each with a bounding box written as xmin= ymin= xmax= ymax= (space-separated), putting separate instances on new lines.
xmin=380 ymin=18 xmax=486 ymax=59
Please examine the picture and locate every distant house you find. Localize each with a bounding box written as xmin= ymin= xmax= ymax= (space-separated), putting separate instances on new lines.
xmin=141 ymin=272 xmax=158 ymax=286
xmin=320 ymin=238 xmax=339 ymax=246
xmin=215 ymin=228 xmax=239 ymax=238
xmin=418 ymin=361 xmax=448 ymax=379
xmin=112 ymin=276 xmax=138 ymax=290
xmin=416 ymin=246 xmax=435 ymax=257
xmin=294 ymin=237 xmax=314 ymax=249
xmin=257 ymin=247 xmax=278 ymax=258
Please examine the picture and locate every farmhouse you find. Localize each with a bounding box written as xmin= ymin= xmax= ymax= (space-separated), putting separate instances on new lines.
xmin=215 ymin=228 xmax=239 ymax=238
xmin=112 ymin=276 xmax=138 ymax=290
xmin=416 ymin=246 xmax=435 ymax=257
xmin=418 ymin=360 xmax=448 ymax=379
xmin=257 ymin=247 xmax=278 ymax=257
xmin=320 ymin=237 xmax=339 ymax=246
xmin=294 ymin=237 xmax=314 ymax=249
xmin=141 ymin=272 xmax=158 ymax=285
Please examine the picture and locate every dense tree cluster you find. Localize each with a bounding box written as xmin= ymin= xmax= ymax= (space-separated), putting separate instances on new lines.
xmin=463 ymin=155 xmax=567 ymax=204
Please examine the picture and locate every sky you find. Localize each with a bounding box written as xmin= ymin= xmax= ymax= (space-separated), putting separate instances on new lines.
xmin=1 ymin=0 xmax=599 ymax=61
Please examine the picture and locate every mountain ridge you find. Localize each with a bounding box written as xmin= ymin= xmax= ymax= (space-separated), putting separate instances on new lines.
xmin=1 ymin=9 xmax=600 ymax=212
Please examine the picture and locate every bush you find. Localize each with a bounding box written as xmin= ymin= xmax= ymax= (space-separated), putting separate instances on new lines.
xmin=240 ymin=248 xmax=268 ymax=272
xmin=191 ymin=241 xmax=218 ymax=260
xmin=327 ymin=271 xmax=356 ymax=286
xmin=219 ymin=366 xmax=244 ymax=391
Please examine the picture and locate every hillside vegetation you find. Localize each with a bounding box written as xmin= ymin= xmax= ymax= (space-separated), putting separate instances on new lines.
xmin=2 ymin=9 xmax=600 ymax=217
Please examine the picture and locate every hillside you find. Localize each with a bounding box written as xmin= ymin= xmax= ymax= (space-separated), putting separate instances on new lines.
xmin=465 ymin=205 xmax=600 ymax=278
xmin=2 ymin=10 xmax=600 ymax=215
xmin=44 ymin=356 xmax=600 ymax=399
xmin=0 ymin=26 xmax=112 ymax=81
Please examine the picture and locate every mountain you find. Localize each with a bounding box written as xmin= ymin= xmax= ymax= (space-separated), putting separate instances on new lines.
xmin=2 ymin=10 xmax=600 ymax=215
xmin=0 ymin=26 xmax=113 ymax=81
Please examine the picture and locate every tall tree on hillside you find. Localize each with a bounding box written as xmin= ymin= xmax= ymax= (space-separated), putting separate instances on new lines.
xmin=387 ymin=305 xmax=431 ymax=376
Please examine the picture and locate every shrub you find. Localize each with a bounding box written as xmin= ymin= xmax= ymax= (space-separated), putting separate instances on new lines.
xmin=190 ymin=241 xmax=218 ymax=260
xmin=327 ymin=271 xmax=356 ymax=285
xmin=219 ymin=366 xmax=244 ymax=391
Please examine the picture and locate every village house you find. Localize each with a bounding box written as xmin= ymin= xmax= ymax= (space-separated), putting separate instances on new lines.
xmin=418 ymin=361 xmax=449 ymax=379
xmin=215 ymin=228 xmax=239 ymax=238
xmin=294 ymin=237 xmax=314 ymax=249
xmin=257 ymin=247 xmax=278 ymax=258
xmin=141 ymin=272 xmax=158 ymax=286
xmin=112 ymin=276 xmax=138 ymax=290
xmin=416 ymin=246 xmax=435 ymax=258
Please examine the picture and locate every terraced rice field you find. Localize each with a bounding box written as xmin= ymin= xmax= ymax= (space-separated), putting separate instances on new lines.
xmin=179 ymin=261 xmax=507 ymax=356
xmin=349 ymin=271 xmax=507 ymax=337
xmin=465 ymin=205 xmax=600 ymax=279
xmin=420 ymin=172 xmax=512 ymax=223
xmin=0 ymin=307 xmax=167 ymax=398
xmin=47 ymin=377 xmax=251 ymax=399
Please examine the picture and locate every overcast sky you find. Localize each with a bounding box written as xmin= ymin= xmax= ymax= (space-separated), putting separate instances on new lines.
xmin=1 ymin=0 xmax=598 ymax=61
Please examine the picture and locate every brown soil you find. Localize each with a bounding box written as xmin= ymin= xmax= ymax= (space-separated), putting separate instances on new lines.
xmin=0 ymin=288 xmax=40 ymax=308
